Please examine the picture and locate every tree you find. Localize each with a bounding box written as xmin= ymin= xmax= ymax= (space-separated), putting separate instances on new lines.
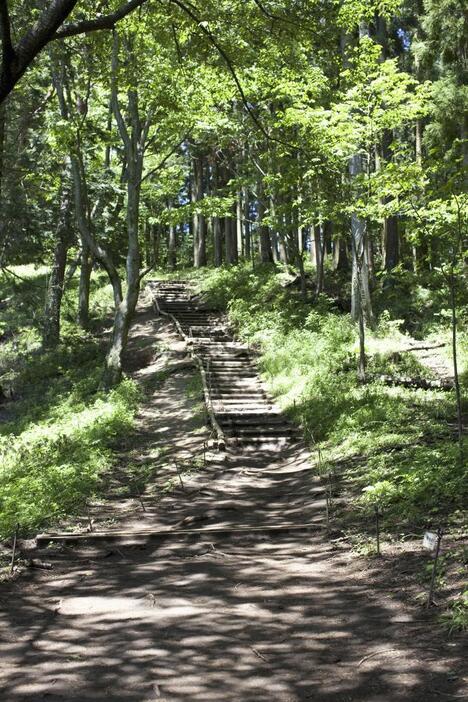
xmin=0 ymin=0 xmax=148 ymax=103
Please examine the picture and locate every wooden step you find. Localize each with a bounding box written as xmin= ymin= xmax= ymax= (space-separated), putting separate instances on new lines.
xmin=37 ymin=521 xmax=323 ymax=546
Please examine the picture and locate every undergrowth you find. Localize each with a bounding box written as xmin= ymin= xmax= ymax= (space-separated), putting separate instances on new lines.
xmin=0 ymin=265 xmax=139 ymax=540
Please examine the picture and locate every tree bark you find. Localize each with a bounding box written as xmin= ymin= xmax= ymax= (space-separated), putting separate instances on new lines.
xmin=225 ymin=212 xmax=238 ymax=265
xmin=54 ymin=60 xmax=122 ymax=309
xmin=70 ymin=152 xmax=122 ymax=307
xmin=333 ymin=234 xmax=349 ymax=272
xmin=103 ymin=151 xmax=141 ymax=387
xmin=0 ymin=104 xmax=4 ymax=202
xmin=269 ymin=194 xmax=281 ymax=263
xmin=349 ymin=153 xmax=374 ymax=326
xmin=313 ymin=224 xmax=325 ymax=294
xmin=153 ymin=223 xmax=160 ymax=265
xmin=0 ymin=104 xmax=5 ymax=255
xmin=192 ymin=153 xmax=206 ymax=267
xmin=43 ymin=175 xmax=71 ymax=348
xmin=236 ymin=190 xmax=243 ymax=257
xmin=77 ymin=244 xmax=92 ymax=329
xmin=243 ymin=186 xmax=251 ymax=259
xmin=168 ymin=217 xmax=177 ymax=271
xmin=212 ymin=158 xmax=223 ymax=266
xmin=258 ymin=182 xmax=272 ymax=263
xmin=103 ymin=37 xmax=147 ymax=387
xmin=383 ymin=215 xmax=399 ymax=272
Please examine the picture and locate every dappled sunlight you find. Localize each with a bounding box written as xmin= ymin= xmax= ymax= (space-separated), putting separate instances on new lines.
xmin=1 ymin=532 xmax=465 ymax=701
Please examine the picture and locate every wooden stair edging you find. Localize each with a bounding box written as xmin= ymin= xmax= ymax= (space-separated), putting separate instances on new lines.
xmin=373 ymin=373 xmax=455 ymax=391
xmin=150 ymin=286 xmax=226 ymax=449
xmin=36 ymin=521 xmax=325 ymax=546
xmin=193 ymin=354 xmax=226 ymax=449
xmin=152 ymin=295 xmax=186 ymax=340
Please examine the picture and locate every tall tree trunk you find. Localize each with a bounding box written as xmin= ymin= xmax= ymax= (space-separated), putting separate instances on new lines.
xmin=168 ymin=222 xmax=176 ymax=271
xmin=104 ymin=143 xmax=142 ymax=387
xmin=212 ymin=159 xmax=223 ymax=266
xmin=0 ymin=104 xmax=4 ymax=203
xmin=290 ymin=214 xmax=307 ymax=300
xmin=54 ymin=60 xmax=122 ymax=311
xmin=71 ymin=152 xmax=122 ymax=307
xmin=236 ymin=190 xmax=243 ymax=257
xmin=223 ymin=162 xmax=237 ymax=265
xmin=191 ymin=159 xmax=198 ymax=267
xmin=225 ymin=213 xmax=238 ymax=265
xmin=243 ymin=186 xmax=251 ymax=259
xmin=192 ymin=153 xmax=206 ymax=267
xmin=333 ymin=234 xmax=349 ymax=272
xmin=350 ymin=159 xmax=374 ymax=326
xmin=314 ymin=224 xmax=325 ymax=294
xmin=258 ymin=182 xmax=272 ymax=263
xmin=347 ymin=20 xmax=374 ymax=329
xmin=104 ymin=40 xmax=147 ymax=386
xmin=77 ymin=243 xmax=92 ymax=329
xmin=43 ymin=176 xmax=71 ymax=348
xmin=167 ymin=200 xmax=176 ymax=270
xmin=198 ymin=212 xmax=207 ymax=267
xmin=144 ymin=219 xmax=151 ymax=267
xmin=310 ymin=227 xmax=317 ymax=266
xmin=152 ymin=224 xmax=160 ymax=265
xmin=0 ymin=104 xmax=5 ymax=257
xmin=213 ymin=217 xmax=222 ymax=266
xmin=279 ymin=233 xmax=288 ymax=264
xmin=383 ymin=216 xmax=399 ymax=272
xmin=269 ymin=194 xmax=281 ymax=263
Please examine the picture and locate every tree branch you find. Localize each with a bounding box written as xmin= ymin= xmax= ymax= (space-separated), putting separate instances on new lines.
xmin=166 ymin=0 xmax=302 ymax=154
xmin=111 ymin=31 xmax=131 ymax=150
xmin=53 ymin=0 xmax=149 ymax=40
xmin=0 ymin=0 xmax=148 ymax=104
xmin=140 ymin=136 xmax=186 ymax=184
xmin=250 ymin=0 xmax=318 ymax=35
xmin=167 ymin=0 xmax=271 ymax=141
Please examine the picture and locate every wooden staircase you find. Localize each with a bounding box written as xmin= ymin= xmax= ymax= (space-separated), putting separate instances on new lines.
xmin=149 ymin=280 xmax=303 ymax=452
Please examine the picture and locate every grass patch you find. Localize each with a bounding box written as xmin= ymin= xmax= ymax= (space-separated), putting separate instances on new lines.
xmin=0 ymin=265 xmax=139 ymax=540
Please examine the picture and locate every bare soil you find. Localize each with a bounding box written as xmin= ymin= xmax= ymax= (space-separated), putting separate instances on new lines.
xmin=0 ymin=292 xmax=466 ymax=702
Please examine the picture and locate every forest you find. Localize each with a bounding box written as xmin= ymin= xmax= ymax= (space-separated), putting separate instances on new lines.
xmin=0 ymin=1 xmax=467 ymax=699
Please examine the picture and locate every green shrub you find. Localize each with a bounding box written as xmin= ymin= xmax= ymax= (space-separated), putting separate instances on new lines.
xmin=440 ymin=590 xmax=468 ymax=634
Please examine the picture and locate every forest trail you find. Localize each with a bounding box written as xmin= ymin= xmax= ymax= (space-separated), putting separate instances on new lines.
xmin=403 ymin=341 xmax=455 ymax=384
xmin=0 ymin=289 xmax=466 ymax=702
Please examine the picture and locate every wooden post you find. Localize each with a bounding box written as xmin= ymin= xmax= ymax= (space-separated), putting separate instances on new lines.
xmin=9 ymin=523 xmax=19 ymax=575
xmin=86 ymin=500 xmax=94 ymax=532
xmin=175 ymin=462 xmax=185 ymax=490
xmin=427 ymin=528 xmax=443 ymax=608
xmin=374 ymin=504 xmax=381 ymax=556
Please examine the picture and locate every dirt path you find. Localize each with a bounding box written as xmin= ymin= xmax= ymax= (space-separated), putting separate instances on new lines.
xmin=0 ymin=290 xmax=466 ymax=701
xmin=404 ymin=341 xmax=455 ymax=383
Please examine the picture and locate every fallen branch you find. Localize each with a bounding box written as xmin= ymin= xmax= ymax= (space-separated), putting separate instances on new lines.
xmin=28 ymin=558 xmax=53 ymax=570
xmin=373 ymin=374 xmax=454 ymax=391
xmin=358 ymin=647 xmax=440 ymax=667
